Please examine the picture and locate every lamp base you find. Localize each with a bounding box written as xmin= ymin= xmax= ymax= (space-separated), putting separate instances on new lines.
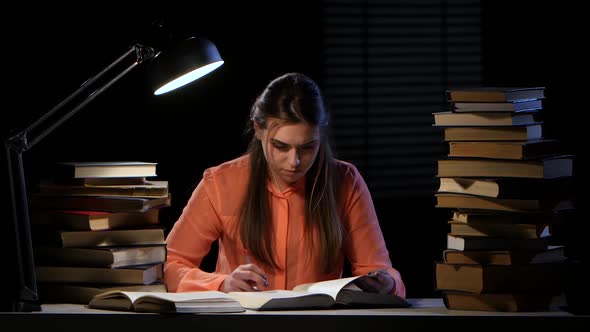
xmin=13 ymin=300 xmax=42 ymax=312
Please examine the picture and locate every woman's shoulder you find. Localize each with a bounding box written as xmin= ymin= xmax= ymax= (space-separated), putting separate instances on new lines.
xmin=203 ymin=155 xmax=250 ymax=180
xmin=334 ymin=159 xmax=369 ymax=196
xmin=197 ymin=155 xmax=250 ymax=209
xmin=334 ymin=159 xmax=361 ymax=179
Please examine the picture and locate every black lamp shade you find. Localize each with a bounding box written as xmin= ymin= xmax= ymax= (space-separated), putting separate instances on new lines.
xmin=151 ymin=36 xmax=223 ymax=95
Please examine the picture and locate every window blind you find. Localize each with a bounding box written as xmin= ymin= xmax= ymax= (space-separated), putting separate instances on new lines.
xmin=322 ymin=0 xmax=483 ymax=198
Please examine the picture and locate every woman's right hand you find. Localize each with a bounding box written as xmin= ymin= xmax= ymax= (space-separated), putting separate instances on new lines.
xmin=220 ymin=264 xmax=268 ymax=292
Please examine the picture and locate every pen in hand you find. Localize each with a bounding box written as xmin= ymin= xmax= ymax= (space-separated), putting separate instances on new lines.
xmin=241 ymin=248 xmax=269 ymax=290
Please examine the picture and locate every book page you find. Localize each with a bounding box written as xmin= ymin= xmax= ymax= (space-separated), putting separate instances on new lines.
xmin=292 ymin=276 xmax=361 ymax=299
xmin=95 ymin=290 xmax=234 ymax=304
xmin=91 ymin=290 xmax=244 ymax=313
xmin=93 ymin=290 xmax=147 ymax=303
xmin=228 ymin=290 xmax=314 ymax=308
xmin=136 ymin=291 xmax=236 ymax=304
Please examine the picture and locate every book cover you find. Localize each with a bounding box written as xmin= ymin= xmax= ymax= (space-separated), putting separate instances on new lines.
xmin=35 ymin=227 xmax=166 ymax=248
xmin=448 ymin=220 xmax=549 ymax=239
xmin=446 ymin=87 xmax=545 ymax=102
xmin=450 ymin=210 xmax=559 ymax=225
xmin=446 ymin=234 xmax=549 ymax=251
xmin=35 ymin=263 xmax=163 ymax=285
xmin=34 ymin=245 xmax=166 ymax=268
xmin=437 ymin=156 xmax=574 ymax=179
xmin=443 ymin=123 xmax=543 ymax=141
xmin=51 ymin=177 xmax=149 ymax=186
xmin=435 ymin=193 xmax=573 ymax=213
xmin=448 ymin=139 xmax=560 ymax=160
xmin=442 ymin=291 xmax=562 ymax=312
xmin=32 ymin=209 xmax=160 ymax=231
xmin=437 ymin=177 xmax=574 ymax=199
xmin=53 ymin=161 xmax=157 ymax=179
xmin=433 ymin=111 xmax=539 ymax=126
xmin=31 ymin=194 xmax=172 ymax=213
xmin=435 ymin=262 xmax=566 ymax=293
xmin=451 ymin=99 xmax=543 ymax=113
xmin=442 ymin=246 xmax=566 ymax=265
xmin=38 ymin=180 xmax=169 ymax=198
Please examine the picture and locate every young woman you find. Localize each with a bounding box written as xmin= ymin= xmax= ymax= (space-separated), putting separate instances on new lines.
xmin=164 ymin=73 xmax=405 ymax=297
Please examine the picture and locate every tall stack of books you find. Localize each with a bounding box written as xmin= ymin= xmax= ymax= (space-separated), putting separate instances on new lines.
xmin=30 ymin=161 xmax=171 ymax=304
xmin=432 ymin=87 xmax=575 ymax=312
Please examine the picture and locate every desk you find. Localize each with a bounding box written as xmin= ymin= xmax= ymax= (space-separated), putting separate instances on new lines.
xmin=2 ymin=299 xmax=587 ymax=332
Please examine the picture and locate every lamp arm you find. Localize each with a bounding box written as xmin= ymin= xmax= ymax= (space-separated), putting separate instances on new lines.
xmin=4 ymin=43 xmax=157 ymax=312
xmin=9 ymin=43 xmax=158 ymax=152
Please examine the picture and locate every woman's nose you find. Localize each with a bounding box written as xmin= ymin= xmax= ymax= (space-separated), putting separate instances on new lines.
xmin=288 ymin=149 xmax=301 ymax=168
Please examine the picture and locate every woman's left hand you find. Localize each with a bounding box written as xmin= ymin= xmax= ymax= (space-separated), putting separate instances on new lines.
xmin=354 ymin=269 xmax=395 ymax=294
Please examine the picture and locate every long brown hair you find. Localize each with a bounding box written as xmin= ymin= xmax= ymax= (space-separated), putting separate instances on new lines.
xmin=238 ymin=73 xmax=343 ymax=273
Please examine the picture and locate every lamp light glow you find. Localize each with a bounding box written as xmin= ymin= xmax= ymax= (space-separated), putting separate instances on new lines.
xmin=150 ymin=36 xmax=223 ymax=95
xmin=154 ymin=60 xmax=224 ymax=95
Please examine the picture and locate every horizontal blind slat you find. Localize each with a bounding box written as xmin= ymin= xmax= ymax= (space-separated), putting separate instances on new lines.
xmin=324 ymin=0 xmax=482 ymax=198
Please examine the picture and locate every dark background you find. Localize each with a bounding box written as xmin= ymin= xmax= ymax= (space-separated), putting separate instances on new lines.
xmin=1 ymin=1 xmax=588 ymax=311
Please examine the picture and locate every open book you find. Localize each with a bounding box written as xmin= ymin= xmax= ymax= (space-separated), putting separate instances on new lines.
xmin=227 ymin=275 xmax=410 ymax=310
xmin=88 ymin=291 xmax=245 ymax=313
xmin=88 ymin=275 xmax=409 ymax=312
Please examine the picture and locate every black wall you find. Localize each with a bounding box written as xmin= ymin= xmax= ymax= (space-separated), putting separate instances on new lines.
xmin=482 ymin=1 xmax=588 ymax=312
xmin=2 ymin=1 xmax=588 ymax=310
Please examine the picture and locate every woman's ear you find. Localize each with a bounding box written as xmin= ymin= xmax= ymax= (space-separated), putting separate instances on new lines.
xmin=253 ymin=121 xmax=263 ymax=140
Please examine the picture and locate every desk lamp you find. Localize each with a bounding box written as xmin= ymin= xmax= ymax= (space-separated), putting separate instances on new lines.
xmin=4 ymin=33 xmax=223 ymax=312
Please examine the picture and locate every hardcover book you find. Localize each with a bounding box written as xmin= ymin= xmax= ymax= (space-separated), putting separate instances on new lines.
xmin=34 ymin=245 xmax=166 ymax=268
xmin=442 ymin=124 xmax=543 ymax=141
xmin=442 ymin=291 xmax=562 ymax=312
xmin=437 ymin=177 xmax=574 ymax=199
xmin=38 ymin=180 xmax=169 ymax=198
xmin=435 ymin=193 xmax=573 ymax=213
xmin=36 ymin=227 xmax=166 ymax=248
xmin=446 ymin=87 xmax=545 ymax=102
xmin=435 ymin=262 xmax=565 ymax=293
xmin=32 ymin=209 xmax=160 ymax=231
xmin=442 ymin=246 xmax=566 ymax=265
xmin=433 ymin=111 xmax=539 ymax=126
xmin=451 ymin=99 xmax=543 ymax=113
xmin=53 ymin=161 xmax=157 ymax=179
xmin=437 ymin=156 xmax=574 ymax=179
xmin=446 ymin=234 xmax=549 ymax=251
xmin=31 ymin=194 xmax=172 ymax=213
xmin=448 ymin=220 xmax=549 ymax=239
xmin=35 ymin=263 xmax=163 ymax=285
xmin=450 ymin=210 xmax=554 ymax=224
xmin=447 ymin=139 xmax=560 ymax=160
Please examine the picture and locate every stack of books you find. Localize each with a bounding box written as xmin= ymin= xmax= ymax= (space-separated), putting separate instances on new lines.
xmin=30 ymin=161 xmax=171 ymax=304
xmin=432 ymin=87 xmax=575 ymax=312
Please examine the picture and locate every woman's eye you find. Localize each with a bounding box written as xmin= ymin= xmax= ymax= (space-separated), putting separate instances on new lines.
xmin=273 ymin=144 xmax=289 ymax=151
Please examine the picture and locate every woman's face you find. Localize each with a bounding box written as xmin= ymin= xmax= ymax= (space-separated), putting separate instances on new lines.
xmin=256 ymin=117 xmax=320 ymax=191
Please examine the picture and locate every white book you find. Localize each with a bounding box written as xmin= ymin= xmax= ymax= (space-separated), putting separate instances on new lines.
xmin=89 ymin=291 xmax=245 ymax=313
